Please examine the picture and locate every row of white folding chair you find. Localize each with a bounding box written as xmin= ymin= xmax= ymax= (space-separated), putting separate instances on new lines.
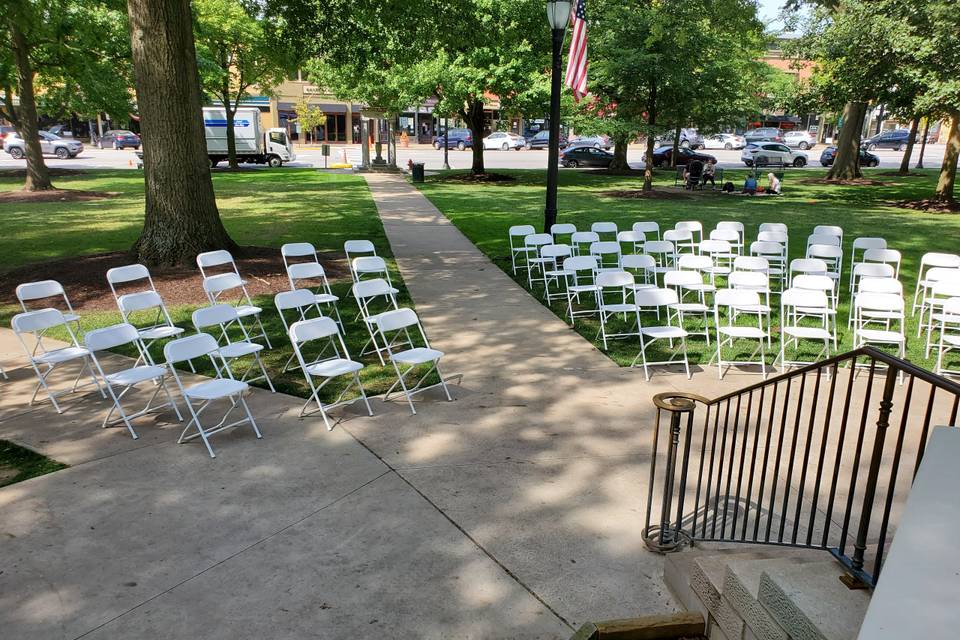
xmin=106 ymin=264 xmax=186 ymax=364
xmin=196 ymin=250 xmax=272 ymax=349
xmin=281 ymin=243 xmax=343 ymax=329
xmin=914 ymin=254 xmax=960 ymax=315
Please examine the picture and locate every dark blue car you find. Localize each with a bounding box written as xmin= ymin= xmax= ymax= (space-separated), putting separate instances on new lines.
xmin=433 ymin=128 xmax=473 ymax=150
xmin=98 ymin=129 xmax=141 ymax=150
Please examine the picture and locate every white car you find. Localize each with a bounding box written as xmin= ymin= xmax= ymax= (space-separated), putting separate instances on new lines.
xmin=482 ymin=131 xmax=525 ymax=150
xmin=3 ymin=131 xmax=83 ymax=159
xmin=783 ymin=130 xmax=817 ymax=150
xmin=702 ymin=133 xmax=746 ymax=150
xmin=741 ymin=142 xmax=808 ymax=168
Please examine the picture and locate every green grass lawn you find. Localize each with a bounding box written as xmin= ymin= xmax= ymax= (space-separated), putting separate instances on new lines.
xmin=417 ymin=167 xmax=957 ymax=370
xmin=0 ymin=440 xmax=67 ymax=488
xmin=0 ymin=169 xmax=424 ymax=401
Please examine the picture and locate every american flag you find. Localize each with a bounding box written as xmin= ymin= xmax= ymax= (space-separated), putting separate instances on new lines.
xmin=564 ymin=0 xmax=588 ymax=101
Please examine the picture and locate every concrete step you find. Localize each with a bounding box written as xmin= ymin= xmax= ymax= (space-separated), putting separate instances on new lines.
xmin=758 ymin=560 xmax=871 ymax=640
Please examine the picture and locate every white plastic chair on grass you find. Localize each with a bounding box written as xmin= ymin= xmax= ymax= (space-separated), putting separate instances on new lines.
xmin=806 ymin=244 xmax=843 ymax=283
xmin=664 ymin=228 xmax=696 ymax=256
xmin=617 ymin=230 xmax=646 ymax=254
xmin=849 ymin=237 xmax=888 ymax=287
xmin=164 ymin=333 xmax=262 ymax=458
xmin=730 ymin=271 xmax=773 ymax=347
xmin=275 ymin=288 xmax=325 ymax=373
xmin=675 ymin=256 xmax=718 ymax=297
xmin=806 ymin=233 xmax=841 ymax=250
xmin=750 ymin=241 xmax=786 ymax=290
xmin=376 ymin=308 xmax=453 ymax=415
xmin=715 ymin=222 xmax=745 ymax=254
xmin=788 ymin=258 xmax=828 ymax=287
xmin=289 ymin=317 xmax=372 ymax=429
xmin=757 ymin=230 xmax=788 ymax=247
xmin=106 ymin=264 xmax=186 ymax=363
xmin=709 ymin=228 xmax=742 ymax=255
xmin=849 ymin=277 xmax=903 ymax=330
xmin=590 ymin=240 xmax=622 ymax=271
xmin=12 ymin=308 xmax=104 ymax=413
xmin=863 ymin=248 xmax=901 ymax=279
xmin=699 ymin=239 xmax=735 ymax=283
xmin=633 ymin=288 xmax=690 ymax=380
xmin=344 ymin=239 xmax=377 ymax=269
xmin=813 ymin=225 xmax=843 ymax=243
xmin=563 ymin=256 xmax=600 ymax=326
xmin=853 ymin=292 xmax=906 ymax=368
xmin=571 ymin=231 xmax=600 ymax=256
xmin=633 ymin=221 xmax=660 ymax=241
xmin=733 ymin=256 xmax=769 ymax=275
xmin=591 ymin=221 xmax=618 ymax=240
xmin=922 ymin=281 xmax=960 ymax=357
xmin=16 ymin=280 xmax=81 ymax=333
xmin=508 ymin=226 xmax=536 ymax=275
xmin=354 ymin=278 xmax=405 ymax=365
xmin=352 ymin=256 xmax=394 ymax=291
xmin=713 ymin=289 xmax=768 ymax=380
xmin=675 ymin=221 xmax=703 ymax=249
xmin=540 ymin=244 xmax=573 ymax=303
xmin=778 ymin=289 xmax=833 ymax=370
xmin=934 ymin=298 xmax=960 ymax=377
xmin=523 ymin=233 xmax=554 ymax=288
xmin=85 ymin=323 xmax=182 ymax=439
xmin=595 ymin=271 xmax=641 ymax=350
xmin=197 ymin=250 xmax=272 ymax=348
xmin=281 ymin=242 xmax=343 ymax=328
xmin=192 ymin=305 xmax=275 ymax=392
xmin=550 ymin=223 xmax=577 ymax=245
xmin=916 ymin=267 xmax=960 ymax=329
xmin=645 ymin=240 xmax=677 ymax=278
xmin=913 ymin=253 xmax=960 ymax=315
xmin=663 ymin=270 xmax=711 ymax=345
xmin=758 ymin=222 xmax=788 ymax=235
xmin=621 ymin=255 xmax=657 ymax=290
xmin=793 ymin=274 xmax=839 ymax=347
xmin=850 ymin=262 xmax=895 ymax=296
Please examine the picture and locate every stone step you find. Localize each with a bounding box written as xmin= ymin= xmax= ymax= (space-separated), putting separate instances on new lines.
xmin=758 ymin=560 xmax=871 ymax=640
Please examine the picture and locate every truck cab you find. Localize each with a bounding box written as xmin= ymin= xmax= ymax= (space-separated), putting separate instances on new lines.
xmin=264 ymin=128 xmax=295 ymax=167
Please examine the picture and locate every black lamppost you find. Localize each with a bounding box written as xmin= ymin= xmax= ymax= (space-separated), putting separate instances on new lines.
xmin=443 ymin=114 xmax=450 ymax=170
xmin=544 ymin=0 xmax=571 ymax=232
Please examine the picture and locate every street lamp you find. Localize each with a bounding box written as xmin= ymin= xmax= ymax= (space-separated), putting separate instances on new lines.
xmin=544 ymin=0 xmax=571 ymax=232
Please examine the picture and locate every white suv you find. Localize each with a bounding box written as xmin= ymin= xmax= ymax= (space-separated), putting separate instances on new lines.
xmin=783 ymin=130 xmax=817 ymax=150
xmin=741 ymin=142 xmax=808 ymax=168
xmin=3 ymin=131 xmax=84 ymax=159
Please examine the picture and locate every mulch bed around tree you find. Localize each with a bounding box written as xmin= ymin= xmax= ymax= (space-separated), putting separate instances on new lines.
xmin=431 ymin=172 xmax=517 ymax=184
xmin=0 ymin=189 xmax=118 ymax=204
xmin=602 ymin=188 xmax=699 ymax=200
xmin=0 ymin=246 xmax=349 ymax=312
xmin=796 ymin=177 xmax=887 ymax=186
xmin=895 ymin=199 xmax=960 ymax=213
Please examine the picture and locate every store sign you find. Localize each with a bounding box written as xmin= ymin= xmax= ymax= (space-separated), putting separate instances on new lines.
xmin=303 ymin=86 xmax=323 ymax=95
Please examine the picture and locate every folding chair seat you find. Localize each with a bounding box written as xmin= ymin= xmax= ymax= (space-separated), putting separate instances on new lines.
xmin=538 ymin=244 xmax=573 ymax=302
xmin=663 ymin=270 xmax=711 ymax=344
xmin=197 ymin=250 xmax=272 ymax=348
xmin=935 ymin=298 xmax=960 ymax=377
xmin=16 ymin=280 xmax=81 ymax=331
xmin=591 ymin=221 xmax=618 ymax=240
xmin=849 ymin=237 xmax=888 ymax=288
xmin=193 ymin=304 xmax=274 ymax=392
xmin=664 ymin=229 xmax=696 ymax=256
xmin=633 ymin=221 xmax=661 ymax=241
xmin=589 ymin=240 xmax=622 ymax=271
xmin=282 ymin=242 xmax=343 ymax=327
xmin=675 ymin=221 xmax=703 ymax=249
xmin=85 ymin=323 xmax=182 ymax=439
xmin=632 ymin=287 xmax=690 ymax=380
xmin=289 ymin=317 xmax=372 ymax=429
xmin=913 ymin=253 xmax=960 ymax=315
xmin=778 ymin=288 xmax=833 ymax=370
xmin=805 ymin=244 xmax=843 ymax=283
xmin=709 ymin=228 xmax=741 ymax=255
xmin=571 ymin=231 xmax=599 ymax=256
xmin=523 ymin=233 xmax=554 ymax=288
xmin=853 ymin=292 xmax=906 ymax=363
xmin=595 ymin=271 xmax=641 ymax=349
xmin=698 ymin=239 xmax=734 ymax=282
xmin=550 ymin=223 xmax=577 ymax=245
xmin=376 ymin=308 xmax=453 ymax=415
xmin=617 ymin=230 xmax=646 ymax=254
xmin=164 ymin=333 xmax=262 ymax=458
xmin=788 ymin=258 xmax=828 ymax=287
xmin=12 ymin=308 xmax=103 ymax=413
xmin=715 ymin=221 xmax=745 ymax=254
xmin=562 ymin=256 xmax=600 ymax=325
xmin=713 ymin=289 xmax=768 ymax=379
xmin=620 ymin=254 xmax=657 ymax=290
xmin=645 ymin=240 xmax=677 ymax=278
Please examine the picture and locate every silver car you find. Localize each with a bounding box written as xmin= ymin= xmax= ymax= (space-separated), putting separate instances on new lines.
xmin=783 ymin=130 xmax=817 ymax=150
xmin=3 ymin=131 xmax=84 ymax=159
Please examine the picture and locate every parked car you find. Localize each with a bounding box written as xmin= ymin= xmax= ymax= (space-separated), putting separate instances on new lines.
xmin=481 ymin=131 xmax=525 ymax=150
xmin=783 ymin=130 xmax=817 ymax=150
xmin=3 ymin=131 xmax=83 ymax=159
xmin=819 ymin=146 xmax=880 ymax=167
xmin=744 ymin=127 xmax=784 ymax=144
xmin=98 ymin=129 xmax=141 ymax=150
xmin=46 ymin=124 xmax=74 ymax=138
xmin=525 ymin=130 xmax=568 ymax=150
xmin=862 ymin=129 xmax=911 ymax=151
xmin=657 ymin=128 xmax=704 ymax=149
xmin=702 ymin=133 xmax=746 ymax=150
xmin=560 ymin=146 xmax=615 ymax=168
xmin=651 ymin=146 xmax=716 ymax=168
xmin=0 ymin=125 xmax=15 ymax=141
xmin=433 ymin=128 xmax=473 ymax=150
xmin=741 ymin=142 xmax=807 ymax=167
xmin=567 ymin=135 xmax=612 ymax=150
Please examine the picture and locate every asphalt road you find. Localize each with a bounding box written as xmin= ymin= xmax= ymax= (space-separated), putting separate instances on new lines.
xmin=0 ymin=143 xmax=946 ymax=173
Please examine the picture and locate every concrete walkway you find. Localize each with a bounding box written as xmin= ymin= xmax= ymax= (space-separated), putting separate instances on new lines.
xmin=0 ymin=174 xmax=744 ymax=639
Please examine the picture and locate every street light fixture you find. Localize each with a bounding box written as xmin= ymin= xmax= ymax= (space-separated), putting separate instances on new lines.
xmin=544 ymin=0 xmax=571 ymax=232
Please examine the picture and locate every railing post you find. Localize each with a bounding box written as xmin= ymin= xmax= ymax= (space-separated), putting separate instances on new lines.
xmin=644 ymin=395 xmax=696 ymax=553
xmin=843 ymin=364 xmax=898 ymax=588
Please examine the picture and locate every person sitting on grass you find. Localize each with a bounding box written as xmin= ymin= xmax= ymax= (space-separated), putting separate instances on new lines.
xmin=767 ymin=172 xmax=781 ymax=195
xmin=702 ymin=159 xmax=717 ymax=187
xmin=743 ymin=174 xmax=758 ymax=195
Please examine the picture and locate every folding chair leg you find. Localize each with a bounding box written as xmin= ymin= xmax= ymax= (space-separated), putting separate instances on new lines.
xmin=238 ymin=394 xmax=263 ymax=439
xmin=434 ymin=362 xmax=453 ymax=401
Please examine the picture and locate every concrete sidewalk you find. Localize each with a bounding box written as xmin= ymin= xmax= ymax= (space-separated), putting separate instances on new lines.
xmin=0 ymin=174 xmax=740 ymax=639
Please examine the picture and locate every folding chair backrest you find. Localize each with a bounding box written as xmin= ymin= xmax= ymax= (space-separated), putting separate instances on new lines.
xmin=192 ymin=304 xmax=240 ymax=330
xmin=164 ymin=333 xmax=219 ymax=365
xmin=856 ymin=292 xmax=903 ymax=314
xmin=782 ymin=288 xmax=828 ymax=311
xmin=716 ymin=288 xmax=761 ymax=309
xmin=813 ymin=225 xmax=843 ymax=240
xmin=197 ymin=249 xmax=235 ymax=270
xmin=675 ymin=221 xmax=703 ymax=235
xmin=288 ymin=262 xmax=327 ymax=286
xmin=12 ymin=308 xmax=68 ymax=334
xmin=275 ymin=288 xmax=318 ymax=313
xmin=700 ymin=239 xmax=732 ymax=256
xmin=751 ymin=241 xmax=784 ymax=257
xmin=590 ymin=241 xmax=621 ymax=257
xmin=853 ymin=263 xmax=895 ymax=279
xmin=734 ymin=256 xmax=769 ymax=272
xmin=863 ymin=248 xmax=901 ymax=267
xmin=541 ymin=244 xmax=572 ymax=261
xmin=591 ymin=221 xmax=618 ymax=235
xmin=852 ymin=237 xmax=887 ymax=252
xmin=943 ymin=298 xmax=960 ymax=318
xmin=793 ymin=274 xmax=835 ymax=295
xmin=617 ymin=230 xmax=645 ymax=245
xmin=595 ymin=270 xmax=633 ymax=289
xmin=931 ymin=281 xmax=960 ymax=299
xmin=621 ymin=254 xmax=656 ymax=271
xmin=107 ymin=264 xmax=153 ymax=297
xmin=289 ymin=316 xmax=340 ymax=345
xmin=281 ymin=242 xmax=316 ymax=260
xmin=16 ymin=280 xmax=73 ymax=313
xmin=677 ymin=254 xmax=712 ymax=271
xmin=344 ymin=239 xmax=376 ymax=255
xmin=858 ymin=277 xmax=903 ymax=295
xmin=807 ymin=245 xmax=842 ymax=261
xmin=203 ymin=272 xmax=245 ymax=295
xmin=807 ymin=234 xmax=841 ymax=248
xmin=525 ymin=233 xmax=553 ymax=249
xmin=563 ymin=255 xmax=598 ymax=276
xmin=634 ymin=287 xmax=678 ymax=308
xmin=645 ymin=240 xmax=675 ymax=257
xmin=717 ymin=221 xmax=744 ymax=235
xmin=925 ymin=267 xmax=960 ymax=285
xmin=352 ymin=256 xmax=387 ymax=275
xmin=376 ymin=307 xmax=420 ymax=333
xmin=353 ymin=278 xmax=397 ymax=301
xmin=85 ymin=323 xmax=139 ymax=352
xmin=633 ymin=221 xmax=660 ymax=239
xmin=710 ymin=228 xmax=740 ymax=243
xmin=791 ymin=258 xmax=828 ymax=275
xmin=664 ymin=270 xmax=702 ymax=288
xmin=571 ymin=231 xmax=599 ymax=251
xmin=729 ymin=271 xmax=768 ymax=290
xmin=550 ymin=223 xmax=577 ymax=236
xmin=757 ymin=231 xmax=787 ymax=245
xmin=758 ymin=222 xmax=788 ymax=235
xmin=920 ymin=252 xmax=960 ymax=272
xmin=118 ymin=290 xmax=165 ymax=314
xmin=663 ymin=229 xmax=692 ymax=243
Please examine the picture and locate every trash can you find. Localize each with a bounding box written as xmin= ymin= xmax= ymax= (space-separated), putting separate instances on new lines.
xmin=411 ymin=162 xmax=425 ymax=183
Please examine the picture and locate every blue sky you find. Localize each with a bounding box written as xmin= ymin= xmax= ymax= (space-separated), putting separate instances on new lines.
xmin=756 ymin=0 xmax=787 ymax=30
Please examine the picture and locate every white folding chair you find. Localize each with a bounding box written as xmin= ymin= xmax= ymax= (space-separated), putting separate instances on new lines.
xmin=663 ymin=270 xmax=711 ymax=345
xmin=813 ymin=225 xmax=843 ymax=243
xmin=193 ymin=304 xmax=274 ymax=392
xmin=633 ymin=221 xmax=661 ymax=241
xmin=805 ymin=244 xmax=843 ymax=283
xmin=715 ymin=222 xmax=745 ymax=255
xmin=633 ymin=288 xmax=690 ymax=380
xmin=850 ymin=276 xmax=903 ymax=330
xmin=12 ymin=308 xmax=103 ymax=413
xmin=793 ymin=274 xmax=839 ymax=346
xmin=675 ymin=221 xmax=703 ymax=249
xmin=699 ymin=239 xmax=734 ymax=282
xmin=524 ymin=233 xmax=554 ymax=288
xmin=377 ymin=308 xmax=453 ymax=415
xmin=916 ymin=267 xmax=960 ymax=328
xmin=733 ymin=256 xmax=769 ymax=274
xmin=617 ymin=230 xmax=646 ymax=254
xmin=289 ymin=317 xmax=372 ymax=429
xmin=282 ymin=242 xmax=343 ymax=328
xmin=806 ymin=233 xmax=841 ymax=249
xmin=354 ymin=278 xmax=405 ymax=365
xmin=675 ymin=255 xmax=718 ymax=297
xmin=853 ymin=292 xmax=906 ymax=366
xmin=750 ymin=240 xmax=786 ymax=290
xmin=758 ymin=222 xmax=788 ymax=235
xmin=778 ymin=288 xmax=833 ymax=370
xmin=729 ymin=270 xmax=773 ymax=346
xmin=274 ymin=289 xmax=324 ymax=373
xmin=85 ymin=323 xmax=182 ymax=439
xmin=539 ymin=244 xmax=573 ymax=302
xmin=591 ymin=221 xmax=618 ymax=240
xmin=935 ymin=298 xmax=960 ymax=377
xmin=709 ymin=228 xmax=742 ymax=255
xmin=590 ymin=240 xmax=622 ymax=271
xmin=344 ymin=239 xmax=377 ymax=270
xmin=850 ymin=262 xmax=895 ymax=296
xmin=595 ymin=271 xmax=641 ymax=349
xmin=645 ymin=240 xmax=677 ymax=278
xmin=849 ymin=237 xmax=888 ymax=288
xmin=562 ymin=256 xmax=600 ymax=325
xmin=352 ymin=255 xmax=394 ymax=289
xmin=664 ymin=228 xmax=696 ymax=256
xmin=713 ymin=289 xmax=768 ymax=379
xmin=164 ymin=333 xmax=262 ymax=458
xmin=550 ymin=223 xmax=577 ymax=245
xmin=571 ymin=231 xmax=600 ymax=256
xmin=788 ymin=258 xmax=828 ymax=287
xmin=863 ymin=248 xmax=901 ymax=279
xmin=16 ymin=280 xmax=81 ymax=333
xmin=922 ymin=281 xmax=960 ymax=357
xmin=757 ymin=230 xmax=788 ymax=247
xmin=913 ymin=253 xmax=960 ymax=315
xmin=197 ymin=250 xmax=272 ymax=348
xmin=115 ymin=291 xmax=185 ymax=365
xmin=508 ymin=226 xmax=536 ymax=275
xmin=621 ymin=254 xmax=657 ymax=290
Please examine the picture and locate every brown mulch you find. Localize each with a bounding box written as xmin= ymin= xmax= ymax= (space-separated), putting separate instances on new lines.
xmin=876 ymin=171 xmax=922 ymax=177
xmin=895 ymin=199 xmax=960 ymax=213
xmin=431 ymin=172 xmax=517 ymax=184
xmin=602 ymin=188 xmax=697 ymax=200
xmin=0 ymin=189 xmax=118 ymax=204
xmin=0 ymin=246 xmax=349 ymax=312
xmin=796 ymin=177 xmax=887 ymax=186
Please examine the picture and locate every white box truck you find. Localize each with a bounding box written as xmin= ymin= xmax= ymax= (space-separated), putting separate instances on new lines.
xmin=202 ymin=107 xmax=295 ymax=168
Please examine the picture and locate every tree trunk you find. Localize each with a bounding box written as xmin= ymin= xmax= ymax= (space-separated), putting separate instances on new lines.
xmin=127 ymin=0 xmax=235 ymax=266
xmin=934 ymin=111 xmax=959 ymax=203
xmin=916 ymin=118 xmax=930 ymax=169
xmin=10 ymin=22 xmax=53 ymax=191
xmin=898 ymin=116 xmax=919 ymax=175
xmin=643 ymin=81 xmax=658 ymax=192
xmin=609 ymin=133 xmax=630 ymax=171
xmin=670 ymin=122 xmax=681 ymax=168
xmin=463 ymin=99 xmax=485 ymax=175
xmin=827 ymin=101 xmax=867 ymax=180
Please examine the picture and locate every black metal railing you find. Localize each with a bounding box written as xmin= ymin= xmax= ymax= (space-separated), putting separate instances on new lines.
xmin=643 ymin=346 xmax=960 ymax=588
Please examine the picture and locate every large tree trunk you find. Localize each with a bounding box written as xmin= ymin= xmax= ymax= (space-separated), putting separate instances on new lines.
xmin=609 ymin=133 xmax=630 ymax=171
xmin=670 ymin=122 xmax=681 ymax=168
xmin=934 ymin=111 xmax=959 ymax=203
xmin=643 ymin=82 xmax=658 ymax=192
xmin=827 ymin=101 xmax=867 ymax=180
xmin=898 ymin=116 xmax=919 ymax=175
xmin=127 ymin=0 xmax=236 ymax=266
xmin=10 ymin=22 xmax=53 ymax=191
xmin=916 ymin=118 xmax=930 ymax=169
xmin=463 ymin=99 xmax=485 ymax=175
